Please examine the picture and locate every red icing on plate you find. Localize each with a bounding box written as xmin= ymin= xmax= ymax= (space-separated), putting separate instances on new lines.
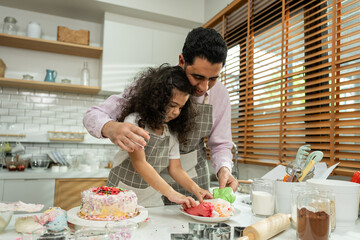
xmin=184 ymin=202 xmax=214 ymax=217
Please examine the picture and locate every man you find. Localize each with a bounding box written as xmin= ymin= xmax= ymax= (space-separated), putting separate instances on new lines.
xmin=83 ymin=27 xmax=238 ymax=199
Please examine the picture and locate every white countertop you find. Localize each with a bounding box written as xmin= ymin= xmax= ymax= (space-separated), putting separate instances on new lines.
xmin=0 ymin=168 xmax=110 ymax=180
xmin=1 ymin=194 xmax=359 ymax=240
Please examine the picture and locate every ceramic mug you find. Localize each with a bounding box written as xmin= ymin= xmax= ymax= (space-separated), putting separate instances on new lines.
xmin=12 ymin=141 xmax=25 ymax=154
xmin=27 ymin=21 xmax=41 ymax=38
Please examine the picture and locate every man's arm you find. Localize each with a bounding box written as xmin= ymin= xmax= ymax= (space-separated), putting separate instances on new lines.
xmin=83 ymin=94 xmax=149 ymax=152
xmin=207 ymin=82 xmax=239 ymax=192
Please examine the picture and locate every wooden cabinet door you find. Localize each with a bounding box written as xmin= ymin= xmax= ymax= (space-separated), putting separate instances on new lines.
xmin=54 ymin=178 xmax=107 ymax=211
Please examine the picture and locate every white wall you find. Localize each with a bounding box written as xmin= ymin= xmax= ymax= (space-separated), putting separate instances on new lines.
xmin=0 ymin=6 xmax=102 ymax=86
xmin=204 ymin=0 xmax=233 ymax=23
xmin=97 ymin=0 xmax=205 ymax=24
xmin=101 ymin=12 xmax=190 ymax=93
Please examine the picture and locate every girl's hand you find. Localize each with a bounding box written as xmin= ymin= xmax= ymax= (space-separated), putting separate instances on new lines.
xmin=167 ymin=191 xmax=197 ymax=208
xmin=193 ymin=188 xmax=213 ymax=203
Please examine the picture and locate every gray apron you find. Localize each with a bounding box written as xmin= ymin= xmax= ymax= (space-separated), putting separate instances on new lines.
xmin=107 ymin=126 xmax=171 ymax=207
xmin=161 ymin=100 xmax=213 ymax=205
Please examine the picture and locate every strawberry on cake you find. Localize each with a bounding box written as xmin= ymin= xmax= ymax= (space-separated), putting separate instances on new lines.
xmin=79 ymin=186 xmax=138 ymax=221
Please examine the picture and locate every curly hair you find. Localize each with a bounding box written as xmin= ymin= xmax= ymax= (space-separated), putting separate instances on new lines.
xmin=182 ymin=27 xmax=228 ymax=66
xmin=117 ymin=64 xmax=198 ymax=144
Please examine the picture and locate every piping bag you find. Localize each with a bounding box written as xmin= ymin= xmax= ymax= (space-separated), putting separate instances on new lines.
xmin=237 ymin=213 xmax=291 ymax=240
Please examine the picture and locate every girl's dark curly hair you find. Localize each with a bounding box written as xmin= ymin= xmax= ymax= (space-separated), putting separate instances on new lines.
xmin=117 ymin=64 xmax=198 ymax=144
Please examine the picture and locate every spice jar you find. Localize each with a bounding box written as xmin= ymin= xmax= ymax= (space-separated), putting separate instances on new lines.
xmin=2 ymin=16 xmax=17 ymax=35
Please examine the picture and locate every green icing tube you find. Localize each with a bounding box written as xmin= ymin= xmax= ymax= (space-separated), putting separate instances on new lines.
xmin=213 ymin=187 xmax=236 ymax=203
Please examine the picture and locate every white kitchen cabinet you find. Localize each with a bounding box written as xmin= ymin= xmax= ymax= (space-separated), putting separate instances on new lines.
xmin=2 ymin=179 xmax=55 ymax=210
xmin=101 ymin=12 xmax=189 ymax=94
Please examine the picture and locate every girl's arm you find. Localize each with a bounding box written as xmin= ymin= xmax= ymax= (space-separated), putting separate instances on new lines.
xmin=129 ymin=150 xmax=197 ymax=208
xmin=168 ymin=159 xmax=213 ymax=203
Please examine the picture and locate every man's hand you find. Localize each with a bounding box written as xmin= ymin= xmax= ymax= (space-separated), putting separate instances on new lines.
xmin=102 ymin=121 xmax=150 ymax=152
xmin=217 ymin=166 xmax=239 ymax=192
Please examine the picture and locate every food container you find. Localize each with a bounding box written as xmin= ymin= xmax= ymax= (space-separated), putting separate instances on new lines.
xmin=106 ymin=221 xmax=137 ymax=240
xmin=22 ymin=74 xmax=34 ymax=80
xmin=61 ymin=79 xmax=71 ymax=84
xmin=3 ymin=16 xmax=17 ymax=35
xmin=22 ymin=226 xmax=70 ymax=239
xmin=307 ymin=179 xmax=360 ymax=227
xmin=5 ymin=156 xmax=17 ymax=171
xmin=297 ymin=192 xmax=331 ymax=240
xmin=0 ymin=210 xmax=13 ymax=233
xmin=30 ymin=154 xmax=50 ymax=171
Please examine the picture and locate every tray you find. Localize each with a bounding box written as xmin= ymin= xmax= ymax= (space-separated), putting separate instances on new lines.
xmin=67 ymin=206 xmax=148 ymax=229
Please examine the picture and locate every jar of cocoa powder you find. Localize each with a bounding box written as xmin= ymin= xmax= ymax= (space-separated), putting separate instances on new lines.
xmin=296 ymin=193 xmax=331 ymax=240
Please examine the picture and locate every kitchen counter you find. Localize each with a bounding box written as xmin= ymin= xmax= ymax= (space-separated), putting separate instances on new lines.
xmin=0 ymin=168 xmax=110 ymax=180
xmin=1 ymin=195 xmax=359 ymax=240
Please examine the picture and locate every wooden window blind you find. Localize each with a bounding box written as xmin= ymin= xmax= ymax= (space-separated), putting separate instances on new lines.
xmin=204 ymin=0 xmax=360 ymax=176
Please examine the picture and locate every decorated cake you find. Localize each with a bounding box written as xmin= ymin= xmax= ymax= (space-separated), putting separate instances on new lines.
xmin=79 ymin=186 xmax=138 ymax=221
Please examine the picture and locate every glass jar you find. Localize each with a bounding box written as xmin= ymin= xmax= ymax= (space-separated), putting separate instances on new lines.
xmin=291 ymin=185 xmax=315 ymax=229
xmin=75 ymin=228 xmax=109 ymax=240
xmin=297 ymin=192 xmax=331 ymax=240
xmin=3 ymin=16 xmax=17 ymax=35
xmin=250 ymin=178 xmax=275 ymax=217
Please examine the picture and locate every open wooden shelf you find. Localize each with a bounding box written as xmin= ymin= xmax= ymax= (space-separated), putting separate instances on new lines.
xmin=0 ymin=33 xmax=103 ymax=58
xmin=0 ymin=77 xmax=100 ymax=95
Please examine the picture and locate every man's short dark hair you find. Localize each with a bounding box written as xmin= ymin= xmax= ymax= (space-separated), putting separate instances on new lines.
xmin=182 ymin=27 xmax=228 ymax=66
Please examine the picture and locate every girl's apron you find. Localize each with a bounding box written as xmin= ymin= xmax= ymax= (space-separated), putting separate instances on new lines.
xmin=107 ymin=126 xmax=171 ymax=207
xmin=160 ymin=97 xmax=213 ymax=204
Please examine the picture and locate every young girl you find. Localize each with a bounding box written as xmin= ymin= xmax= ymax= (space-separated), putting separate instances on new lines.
xmin=106 ymin=64 xmax=213 ymax=207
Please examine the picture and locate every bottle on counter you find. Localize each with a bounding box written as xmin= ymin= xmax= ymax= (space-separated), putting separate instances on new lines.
xmin=81 ymin=62 xmax=90 ymax=86
xmin=3 ymin=16 xmax=17 ymax=35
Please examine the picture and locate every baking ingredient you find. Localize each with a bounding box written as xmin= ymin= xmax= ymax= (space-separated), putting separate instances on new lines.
xmin=251 ymin=191 xmax=275 ymax=216
xmin=297 ymin=208 xmax=329 ymax=240
xmin=242 ymin=213 xmax=290 ymax=240
xmin=15 ymin=216 xmax=44 ymax=233
xmin=38 ymin=207 xmax=68 ymax=231
xmin=213 ymin=187 xmax=236 ymax=203
xmin=184 ymin=199 xmax=233 ymax=218
xmin=184 ymin=202 xmax=214 ymax=217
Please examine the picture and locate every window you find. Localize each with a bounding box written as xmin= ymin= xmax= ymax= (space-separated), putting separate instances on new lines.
xmin=205 ymin=0 xmax=360 ymax=176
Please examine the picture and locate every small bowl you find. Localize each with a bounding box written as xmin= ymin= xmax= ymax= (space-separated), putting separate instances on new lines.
xmin=30 ymin=155 xmax=50 ymax=171
xmin=5 ymin=157 xmax=17 ymax=171
xmin=0 ymin=211 xmax=13 ymax=233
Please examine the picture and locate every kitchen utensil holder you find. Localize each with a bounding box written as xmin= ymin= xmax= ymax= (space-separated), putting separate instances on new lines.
xmin=48 ymin=131 xmax=86 ymax=142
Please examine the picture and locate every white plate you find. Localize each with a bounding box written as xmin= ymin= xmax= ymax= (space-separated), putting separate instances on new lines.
xmin=67 ymin=206 xmax=148 ymax=228
xmin=179 ymin=207 xmax=238 ymax=223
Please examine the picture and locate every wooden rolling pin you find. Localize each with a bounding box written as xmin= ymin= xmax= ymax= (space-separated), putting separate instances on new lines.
xmin=237 ymin=213 xmax=291 ymax=240
xmin=237 ymin=180 xmax=253 ymax=184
